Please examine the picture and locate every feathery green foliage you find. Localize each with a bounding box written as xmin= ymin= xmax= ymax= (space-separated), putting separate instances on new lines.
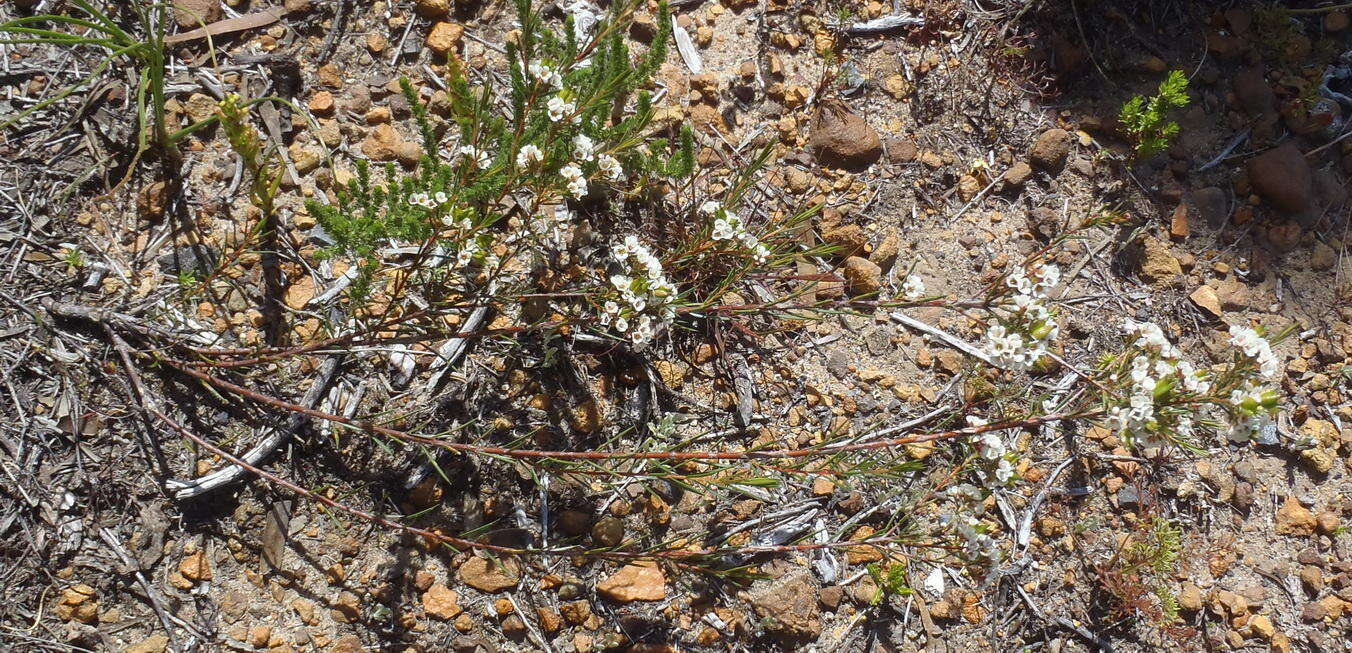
xmin=1119 ymin=70 xmax=1190 ymax=160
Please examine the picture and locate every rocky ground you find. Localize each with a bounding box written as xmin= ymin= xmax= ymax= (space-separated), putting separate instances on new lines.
xmin=1 ymin=0 xmax=1351 ymax=652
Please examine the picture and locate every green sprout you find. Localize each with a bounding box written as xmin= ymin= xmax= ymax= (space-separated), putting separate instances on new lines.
xmin=1119 ymin=70 xmax=1190 ymax=160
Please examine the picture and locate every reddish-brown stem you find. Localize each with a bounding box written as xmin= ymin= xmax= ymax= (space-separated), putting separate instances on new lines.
xmin=165 ymin=359 xmax=1101 ymax=462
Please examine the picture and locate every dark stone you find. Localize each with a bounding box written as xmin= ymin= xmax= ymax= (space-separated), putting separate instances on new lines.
xmin=157 ymin=245 xmax=219 ymax=277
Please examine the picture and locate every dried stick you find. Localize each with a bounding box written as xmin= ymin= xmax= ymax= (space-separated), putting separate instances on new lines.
xmin=166 ymin=355 xmax=343 ymax=499
xmin=889 ymin=310 xmax=998 ymax=367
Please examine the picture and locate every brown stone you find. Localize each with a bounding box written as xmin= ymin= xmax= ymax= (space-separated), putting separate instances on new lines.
xmin=591 ymin=516 xmax=625 ymax=547
xmin=560 ymin=600 xmax=593 ymax=625
xmin=183 ymin=92 xmax=217 ymax=123
xmin=360 ymin=124 xmax=403 ymax=161
xmin=427 ymin=22 xmax=464 ymax=55
xmin=537 ymin=607 xmax=563 ymax=632
xmin=869 ymin=233 xmax=898 ymax=269
xmin=1179 ymin=583 xmax=1204 ymax=612
xmin=1233 ymin=66 xmax=1276 ymax=119
xmin=1247 ymin=142 xmax=1314 ymax=216
xmin=808 ymin=98 xmax=882 ymax=170
xmin=1190 ymin=285 xmax=1222 ymax=318
xmin=330 ymin=591 xmax=361 ymax=623
xmin=1275 ymin=496 xmax=1317 ymax=536
xmin=1248 ymin=614 xmax=1275 ymax=639
xmin=845 ymin=526 xmax=884 ymax=564
xmin=842 ymin=256 xmax=882 ymax=296
xmin=423 ymin=583 xmax=462 ymax=620
xmin=178 ymin=550 xmax=212 ymax=582
xmin=415 ymin=0 xmax=451 ymax=17
xmin=459 ymin=557 xmax=520 ymax=593
xmin=125 ymin=635 xmax=170 ymax=653
xmin=746 ymin=570 xmax=821 ymax=640
xmin=1028 ymin=128 xmax=1072 ymax=170
xmin=1138 ymin=237 xmax=1181 ymax=284
xmin=597 ymin=562 xmax=667 ymax=602
xmin=137 ymin=181 xmax=169 ymax=221
xmin=247 ymin=625 xmax=272 ymax=648
xmin=365 ymin=32 xmax=388 ymax=53
xmin=823 ymin=224 xmax=867 ymax=257
xmin=173 ymin=0 xmax=222 ymax=29
xmin=886 ymin=138 xmax=918 ymax=163
xmin=1325 ymin=11 xmax=1349 ymax=32
xmin=55 ymin=584 xmax=98 ymax=624
xmin=1003 ymin=161 xmax=1032 ymax=188
xmin=1169 ymin=203 xmax=1190 ymax=240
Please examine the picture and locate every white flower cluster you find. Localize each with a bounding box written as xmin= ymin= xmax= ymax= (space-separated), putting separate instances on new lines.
xmin=458 ymin=145 xmax=491 ymax=169
xmin=967 ymin=416 xmax=1016 ymax=487
xmin=1228 ymin=325 xmax=1280 ymax=378
xmin=517 ymin=143 xmax=544 ymax=167
xmin=560 ymin=163 xmax=587 ymax=196
xmin=1105 ymin=318 xmax=1282 ymax=448
xmin=701 ymin=201 xmax=770 ymax=264
xmin=599 ymin=235 xmax=677 ymax=346
xmin=547 ymin=95 xmax=577 ymax=123
xmin=528 ymin=60 xmax=563 ymax=89
xmin=1124 ymin=318 xmax=1179 ymax=359
xmin=1004 ymin=260 xmax=1060 ymax=296
xmin=597 ymin=153 xmax=622 ymax=180
xmin=940 ymin=483 xmax=999 ymax=559
xmin=573 ymin=134 xmax=595 ymax=161
xmin=984 ymin=262 xmax=1060 ymax=371
xmin=560 ymin=0 xmax=602 ymax=39
xmin=1223 ymin=326 xmax=1280 ymax=444
xmin=554 ymin=136 xmax=622 ymax=198
xmin=1105 ymin=319 xmax=1211 ymax=448
xmin=408 ymin=191 xmax=449 ymax=210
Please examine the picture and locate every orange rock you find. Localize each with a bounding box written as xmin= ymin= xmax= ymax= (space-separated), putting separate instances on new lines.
xmin=1275 ymin=496 xmax=1317 ymax=536
xmin=427 ymin=22 xmax=464 ymax=54
xmin=178 ymin=550 xmax=212 ymax=582
xmin=1170 ymin=203 xmax=1190 ymax=240
xmin=597 ymin=562 xmax=667 ymax=602
xmin=422 ymin=583 xmax=462 ymax=620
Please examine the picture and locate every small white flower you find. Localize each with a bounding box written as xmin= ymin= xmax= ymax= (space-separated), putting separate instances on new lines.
xmin=597 ymin=153 xmax=623 ymax=180
xmin=560 ymin=0 xmax=602 ymax=40
xmin=560 ymin=163 xmax=586 ymax=196
xmin=902 ymin=274 xmax=925 ymax=300
xmin=1228 ymin=325 xmax=1280 ymax=378
xmin=546 ymin=96 xmax=575 ymax=122
xmin=528 ymin=60 xmax=562 ymax=88
xmin=994 ymin=458 xmax=1015 ymax=484
xmin=572 ymin=134 xmax=596 ymax=161
xmin=567 ymin=176 xmax=587 ymax=197
xmin=711 ymin=218 xmax=735 ymax=241
xmin=460 ymin=145 xmax=491 ymax=169
xmin=516 ymin=144 xmax=544 ymax=167
xmin=977 ymin=432 xmax=1005 ymax=460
